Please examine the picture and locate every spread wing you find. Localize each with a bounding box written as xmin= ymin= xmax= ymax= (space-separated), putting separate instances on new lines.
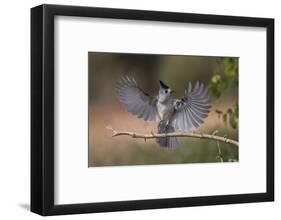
xmin=171 ymin=81 xmax=211 ymax=131
xmin=116 ymin=76 xmax=158 ymax=121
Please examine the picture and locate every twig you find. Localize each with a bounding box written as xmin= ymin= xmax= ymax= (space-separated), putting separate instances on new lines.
xmin=106 ymin=126 xmax=239 ymax=147
xmin=216 ymin=141 xmax=224 ymax=162
xmin=212 ymin=130 xmax=224 ymax=162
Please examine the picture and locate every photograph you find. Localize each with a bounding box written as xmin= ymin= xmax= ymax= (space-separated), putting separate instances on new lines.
xmin=29 ymin=3 xmax=274 ymax=216
xmin=88 ymin=52 xmax=239 ymax=166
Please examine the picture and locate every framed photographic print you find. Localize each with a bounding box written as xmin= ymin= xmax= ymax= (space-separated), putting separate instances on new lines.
xmin=31 ymin=4 xmax=274 ymax=216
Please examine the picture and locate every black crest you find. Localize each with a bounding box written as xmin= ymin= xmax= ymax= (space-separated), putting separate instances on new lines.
xmin=159 ymin=80 xmax=169 ymax=89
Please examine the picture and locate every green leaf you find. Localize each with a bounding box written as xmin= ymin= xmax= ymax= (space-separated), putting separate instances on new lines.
xmin=224 ymin=58 xmax=236 ymax=78
xmin=211 ymin=85 xmax=221 ymax=98
xmin=210 ymin=74 xmax=222 ymax=98
xmin=234 ymin=104 xmax=239 ymax=117
xmin=211 ymin=74 xmax=221 ymax=84
xmin=229 ymin=112 xmax=238 ymax=129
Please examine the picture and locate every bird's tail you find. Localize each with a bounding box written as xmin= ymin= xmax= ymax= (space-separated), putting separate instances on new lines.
xmin=156 ymin=121 xmax=178 ymax=149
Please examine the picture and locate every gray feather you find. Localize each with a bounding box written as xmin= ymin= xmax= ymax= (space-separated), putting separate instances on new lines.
xmin=156 ymin=122 xmax=178 ymax=148
xmin=171 ymin=82 xmax=211 ymax=131
xmin=116 ymin=76 xmax=157 ymax=121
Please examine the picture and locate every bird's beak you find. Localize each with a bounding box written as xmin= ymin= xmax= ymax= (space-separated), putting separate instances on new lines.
xmin=170 ymin=90 xmax=175 ymax=94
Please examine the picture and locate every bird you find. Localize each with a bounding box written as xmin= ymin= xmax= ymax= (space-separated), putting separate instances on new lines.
xmin=116 ymin=76 xmax=211 ymax=148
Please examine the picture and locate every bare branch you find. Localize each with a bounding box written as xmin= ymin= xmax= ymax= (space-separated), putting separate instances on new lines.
xmin=106 ymin=126 xmax=239 ymax=147
xmin=216 ymin=141 xmax=224 ymax=162
xmin=212 ymin=130 xmax=224 ymax=162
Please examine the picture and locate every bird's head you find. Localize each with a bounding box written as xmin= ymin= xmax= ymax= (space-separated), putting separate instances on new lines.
xmin=158 ymin=80 xmax=174 ymax=103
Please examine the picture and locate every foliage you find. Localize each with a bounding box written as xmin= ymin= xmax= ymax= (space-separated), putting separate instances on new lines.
xmin=209 ymin=58 xmax=239 ymax=129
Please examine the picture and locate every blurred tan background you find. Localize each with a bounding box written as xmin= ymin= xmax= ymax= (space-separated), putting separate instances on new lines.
xmin=88 ymin=52 xmax=238 ymax=166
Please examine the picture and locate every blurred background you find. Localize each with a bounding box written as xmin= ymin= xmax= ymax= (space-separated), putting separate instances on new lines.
xmin=88 ymin=52 xmax=238 ymax=167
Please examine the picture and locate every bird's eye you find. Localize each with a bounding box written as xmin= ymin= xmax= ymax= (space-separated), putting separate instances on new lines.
xmin=165 ymin=90 xmax=168 ymax=94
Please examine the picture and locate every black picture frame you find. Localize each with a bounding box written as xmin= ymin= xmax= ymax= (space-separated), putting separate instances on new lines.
xmin=31 ymin=4 xmax=274 ymax=216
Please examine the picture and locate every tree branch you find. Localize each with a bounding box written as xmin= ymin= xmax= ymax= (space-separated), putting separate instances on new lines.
xmin=106 ymin=126 xmax=239 ymax=147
